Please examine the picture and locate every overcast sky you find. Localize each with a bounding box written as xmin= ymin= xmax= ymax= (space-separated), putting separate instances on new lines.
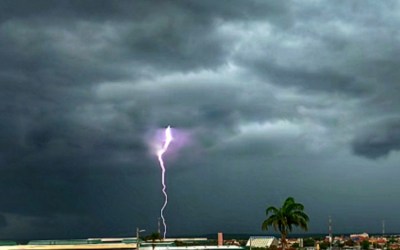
xmin=1 ymin=0 xmax=400 ymax=240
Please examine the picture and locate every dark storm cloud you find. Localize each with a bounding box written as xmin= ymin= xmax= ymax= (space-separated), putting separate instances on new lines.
xmin=1 ymin=0 xmax=400 ymax=239
xmin=352 ymin=118 xmax=400 ymax=159
xmin=0 ymin=214 xmax=7 ymax=228
xmin=0 ymin=0 xmax=289 ymax=23
xmin=249 ymin=60 xmax=368 ymax=95
xmin=0 ymin=0 xmax=291 ymax=73
xmin=234 ymin=0 xmax=400 ymax=97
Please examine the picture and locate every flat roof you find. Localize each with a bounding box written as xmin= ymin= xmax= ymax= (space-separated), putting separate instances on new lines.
xmin=162 ymin=239 xmax=208 ymax=242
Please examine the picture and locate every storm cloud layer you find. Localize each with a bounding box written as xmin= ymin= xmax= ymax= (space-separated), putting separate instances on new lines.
xmin=1 ymin=0 xmax=400 ymax=239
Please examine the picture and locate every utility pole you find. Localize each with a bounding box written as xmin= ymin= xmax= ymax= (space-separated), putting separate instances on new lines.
xmin=136 ymin=228 xmax=145 ymax=250
xmin=382 ymin=220 xmax=385 ymax=236
xmin=158 ymin=217 xmax=161 ymax=235
xmin=329 ymin=216 xmax=332 ymax=250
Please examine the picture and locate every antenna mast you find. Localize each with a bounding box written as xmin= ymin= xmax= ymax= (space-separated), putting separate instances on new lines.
xmin=158 ymin=217 xmax=161 ymax=235
xmin=329 ymin=216 xmax=332 ymax=250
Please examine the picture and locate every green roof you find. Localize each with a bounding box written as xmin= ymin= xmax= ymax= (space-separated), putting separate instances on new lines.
xmin=28 ymin=239 xmax=88 ymax=245
xmin=122 ymin=238 xmax=139 ymax=244
xmin=0 ymin=240 xmax=17 ymax=246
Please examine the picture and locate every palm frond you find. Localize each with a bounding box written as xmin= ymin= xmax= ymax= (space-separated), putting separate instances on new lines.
xmin=286 ymin=202 xmax=305 ymax=212
xmin=266 ymin=206 xmax=279 ymax=215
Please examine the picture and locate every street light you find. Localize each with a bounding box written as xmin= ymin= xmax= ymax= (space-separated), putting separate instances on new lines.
xmin=136 ymin=228 xmax=146 ymax=250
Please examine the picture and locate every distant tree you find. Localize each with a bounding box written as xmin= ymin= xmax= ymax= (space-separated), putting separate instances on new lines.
xmin=145 ymin=232 xmax=162 ymax=250
xmin=303 ymin=238 xmax=316 ymax=247
xmin=239 ymin=240 xmax=248 ymax=247
xmin=345 ymin=239 xmax=355 ymax=247
xmin=261 ymin=197 xmax=309 ymax=250
xmin=291 ymin=243 xmax=300 ymax=248
xmin=361 ymin=240 xmax=370 ymax=250
xmin=174 ymin=240 xmax=184 ymax=246
xmin=268 ymin=245 xmax=278 ymax=250
xmin=319 ymin=241 xmax=330 ymax=249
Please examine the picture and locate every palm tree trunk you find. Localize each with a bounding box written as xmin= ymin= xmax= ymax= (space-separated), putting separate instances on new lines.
xmin=281 ymin=233 xmax=287 ymax=250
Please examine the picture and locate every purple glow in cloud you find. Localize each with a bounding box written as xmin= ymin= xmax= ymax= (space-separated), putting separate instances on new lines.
xmin=156 ymin=126 xmax=173 ymax=239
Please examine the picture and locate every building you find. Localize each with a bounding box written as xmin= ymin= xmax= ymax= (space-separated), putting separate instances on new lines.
xmin=350 ymin=233 xmax=369 ymax=242
xmin=0 ymin=238 xmax=138 ymax=250
xmin=246 ymin=236 xmax=279 ymax=248
xmin=0 ymin=237 xmax=244 ymax=250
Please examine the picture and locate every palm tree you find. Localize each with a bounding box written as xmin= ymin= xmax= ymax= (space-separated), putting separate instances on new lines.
xmin=261 ymin=197 xmax=309 ymax=250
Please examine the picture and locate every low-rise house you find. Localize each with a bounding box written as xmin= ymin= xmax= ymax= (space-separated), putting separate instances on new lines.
xmin=246 ymin=236 xmax=279 ymax=249
xmin=350 ymin=233 xmax=369 ymax=243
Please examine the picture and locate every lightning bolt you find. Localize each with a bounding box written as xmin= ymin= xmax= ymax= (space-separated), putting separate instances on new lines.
xmin=157 ymin=125 xmax=173 ymax=239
